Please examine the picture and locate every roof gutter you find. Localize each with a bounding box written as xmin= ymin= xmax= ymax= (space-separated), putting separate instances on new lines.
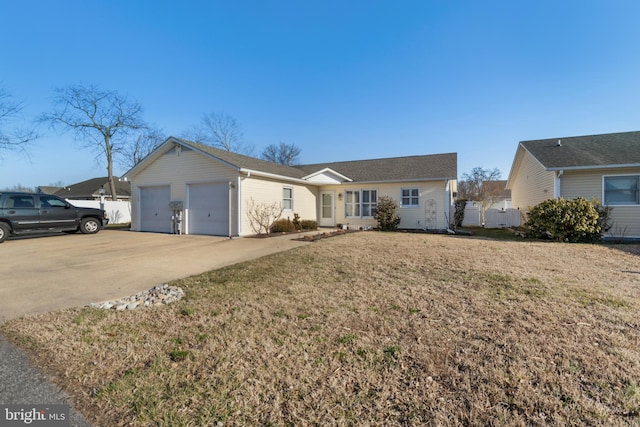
xmin=239 ymin=168 xmax=319 ymax=185
xmin=351 ymin=177 xmax=457 ymax=185
xmin=545 ymin=163 xmax=640 ymax=172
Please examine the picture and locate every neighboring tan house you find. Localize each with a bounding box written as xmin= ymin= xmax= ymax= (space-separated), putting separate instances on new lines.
xmin=55 ymin=177 xmax=132 ymax=201
xmin=506 ymin=131 xmax=640 ymax=238
xmin=122 ymin=137 xmax=457 ymax=237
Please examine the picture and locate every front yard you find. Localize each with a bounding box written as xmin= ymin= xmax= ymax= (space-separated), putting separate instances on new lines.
xmin=2 ymin=233 xmax=639 ymax=426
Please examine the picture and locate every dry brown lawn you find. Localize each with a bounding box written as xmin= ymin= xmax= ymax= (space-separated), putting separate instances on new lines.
xmin=2 ymin=232 xmax=640 ymax=426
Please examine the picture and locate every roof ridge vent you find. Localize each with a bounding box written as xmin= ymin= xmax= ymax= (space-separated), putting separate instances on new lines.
xmin=556 ymin=139 xmax=562 ymax=147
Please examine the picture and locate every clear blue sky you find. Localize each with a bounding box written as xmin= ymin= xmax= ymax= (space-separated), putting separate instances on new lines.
xmin=2 ymin=0 xmax=640 ymax=189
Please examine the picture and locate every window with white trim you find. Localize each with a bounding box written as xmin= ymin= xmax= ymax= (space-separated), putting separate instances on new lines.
xmin=604 ymin=175 xmax=639 ymax=205
xmin=401 ymin=188 xmax=419 ymax=207
xmin=362 ymin=190 xmax=377 ymax=217
xmin=345 ymin=189 xmax=378 ymax=218
xmin=283 ymin=187 xmax=293 ymax=210
xmin=345 ymin=190 xmax=360 ymax=217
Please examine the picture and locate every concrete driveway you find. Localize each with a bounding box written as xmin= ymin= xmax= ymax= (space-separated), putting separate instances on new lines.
xmin=0 ymin=230 xmax=311 ymax=321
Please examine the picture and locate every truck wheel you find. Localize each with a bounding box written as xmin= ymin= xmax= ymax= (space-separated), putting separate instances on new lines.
xmin=80 ymin=217 xmax=100 ymax=234
xmin=0 ymin=223 xmax=9 ymax=243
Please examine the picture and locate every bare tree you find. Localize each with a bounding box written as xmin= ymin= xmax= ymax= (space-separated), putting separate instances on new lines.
xmin=1 ymin=184 xmax=36 ymax=192
xmin=0 ymin=85 xmax=37 ymax=157
xmin=261 ymin=142 xmax=301 ymax=166
xmin=246 ymin=198 xmax=283 ymax=235
xmin=40 ymin=84 xmax=146 ymax=200
xmin=457 ymin=167 xmax=503 ymax=223
xmin=120 ymin=126 xmax=166 ymax=169
xmin=183 ymin=112 xmax=254 ymax=155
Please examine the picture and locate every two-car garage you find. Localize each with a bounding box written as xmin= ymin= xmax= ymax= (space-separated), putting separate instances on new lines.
xmin=138 ymin=183 xmax=230 ymax=236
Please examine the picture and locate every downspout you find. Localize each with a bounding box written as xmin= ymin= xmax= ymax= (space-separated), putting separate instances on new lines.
xmin=554 ymin=170 xmax=564 ymax=199
xmin=444 ymin=179 xmax=451 ymax=230
xmin=236 ymin=175 xmax=242 ymax=236
xmin=228 ymin=181 xmax=234 ymax=239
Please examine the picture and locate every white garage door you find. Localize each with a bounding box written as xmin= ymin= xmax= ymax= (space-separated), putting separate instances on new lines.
xmin=188 ymin=182 xmax=229 ymax=236
xmin=139 ymin=185 xmax=172 ymax=233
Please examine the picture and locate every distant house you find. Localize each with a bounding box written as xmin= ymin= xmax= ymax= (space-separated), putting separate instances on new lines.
xmin=483 ymin=180 xmax=512 ymax=210
xmin=123 ymin=137 xmax=458 ymax=236
xmin=36 ymin=186 xmax=63 ymax=195
xmin=507 ymin=131 xmax=640 ymax=238
xmin=55 ymin=177 xmax=131 ymax=201
xmin=462 ymin=180 xmax=511 ymax=210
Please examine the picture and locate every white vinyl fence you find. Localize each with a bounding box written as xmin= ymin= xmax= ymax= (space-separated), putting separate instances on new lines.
xmin=66 ymin=200 xmax=131 ymax=224
xmin=460 ymin=205 xmax=481 ymax=227
xmin=484 ymin=209 xmax=521 ymax=228
xmin=453 ymin=206 xmax=521 ymax=228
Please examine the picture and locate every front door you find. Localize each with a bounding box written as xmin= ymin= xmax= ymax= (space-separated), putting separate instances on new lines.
xmin=319 ymin=191 xmax=335 ymax=227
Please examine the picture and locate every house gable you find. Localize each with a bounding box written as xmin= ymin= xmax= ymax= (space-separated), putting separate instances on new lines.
xmin=302 ymin=168 xmax=353 ymax=184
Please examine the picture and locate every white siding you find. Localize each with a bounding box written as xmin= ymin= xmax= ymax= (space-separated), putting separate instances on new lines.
xmin=560 ymin=170 xmax=603 ymax=200
xmin=561 ymin=167 xmax=640 ymax=238
xmin=318 ymin=181 xmax=451 ymax=230
xmin=509 ymin=148 xmax=555 ymax=213
xmin=607 ymin=206 xmax=640 ymax=238
xmin=129 ymin=147 xmax=239 ymax=234
xmin=240 ymin=176 xmax=317 ymax=235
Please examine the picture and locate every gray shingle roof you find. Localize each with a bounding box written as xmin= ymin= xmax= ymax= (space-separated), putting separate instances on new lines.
xmin=521 ymin=131 xmax=640 ymax=169
xmin=176 ymin=139 xmax=308 ymax=179
xmin=177 ymin=138 xmax=457 ymax=182
xmin=55 ymin=177 xmax=131 ymax=199
xmin=296 ymin=153 xmax=457 ymax=182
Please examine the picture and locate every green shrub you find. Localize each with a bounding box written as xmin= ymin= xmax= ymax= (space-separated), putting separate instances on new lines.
xmin=374 ymin=196 xmax=401 ymax=231
xmin=524 ymin=197 xmax=602 ymax=243
xmin=300 ymin=219 xmax=317 ymax=230
xmin=270 ymin=218 xmax=296 ymax=233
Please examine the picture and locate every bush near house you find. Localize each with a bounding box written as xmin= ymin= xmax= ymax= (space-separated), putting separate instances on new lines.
xmin=300 ymin=219 xmax=317 ymax=230
xmin=374 ymin=196 xmax=401 ymax=231
xmin=271 ymin=218 xmax=297 ymax=233
xmin=524 ymin=197 xmax=602 ymax=243
xmin=270 ymin=215 xmax=318 ymax=233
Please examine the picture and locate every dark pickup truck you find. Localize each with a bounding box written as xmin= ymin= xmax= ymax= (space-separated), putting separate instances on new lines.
xmin=0 ymin=192 xmax=109 ymax=243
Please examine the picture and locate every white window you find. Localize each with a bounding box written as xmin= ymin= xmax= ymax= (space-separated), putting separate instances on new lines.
xmin=362 ymin=190 xmax=377 ymax=217
xmin=604 ymin=175 xmax=640 ymax=205
xmin=345 ymin=190 xmax=360 ymax=217
xmin=345 ymin=189 xmax=378 ymax=218
xmin=283 ymin=187 xmax=293 ymax=210
xmin=401 ymin=188 xmax=419 ymax=207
